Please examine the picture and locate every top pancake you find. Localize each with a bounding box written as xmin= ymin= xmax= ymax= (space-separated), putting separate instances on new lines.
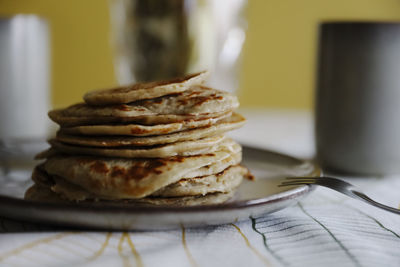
xmin=49 ymin=86 xmax=239 ymax=127
xmin=84 ymin=71 xmax=209 ymax=105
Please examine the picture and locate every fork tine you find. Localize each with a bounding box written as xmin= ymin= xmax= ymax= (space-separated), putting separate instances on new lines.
xmin=280 ymin=176 xmax=320 ymax=187
xmin=278 ymin=183 xmax=310 ymax=187
xmin=280 ymin=181 xmax=311 ymax=185
xmin=282 ymin=181 xmax=316 ymax=185
xmin=285 ymin=176 xmax=319 ymax=180
xmin=279 ymin=181 xmax=314 ymax=187
xmin=283 ymin=178 xmax=318 ymax=182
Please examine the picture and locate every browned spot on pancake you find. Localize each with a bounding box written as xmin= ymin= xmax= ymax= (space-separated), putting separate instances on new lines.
xmin=127 ymin=160 xmax=164 ymax=180
xmin=128 ymin=124 xmax=177 ymax=135
xmin=216 ymin=168 xmax=228 ymax=177
xmin=245 ymin=172 xmax=255 ymax=181
xmin=110 ymin=166 xmax=126 ymax=178
xmin=176 ymin=98 xmax=191 ymax=106
xmin=130 ymin=127 xmax=152 ymax=135
xmin=159 ymin=127 xmax=178 ymax=134
xmin=186 ymin=91 xmax=202 ymax=97
xmin=90 ymin=161 xmax=109 ymax=174
xmin=111 ymin=157 xmax=188 ymax=182
xmin=240 ymin=165 xmax=255 ymax=181
xmin=116 ymin=105 xmax=131 ymax=111
xmin=167 ymin=156 xmax=186 ymax=162
xmin=191 ymin=96 xmax=211 ymax=106
xmin=177 ymin=93 xmax=224 ymax=107
xmin=107 ymin=160 xmax=166 ymax=182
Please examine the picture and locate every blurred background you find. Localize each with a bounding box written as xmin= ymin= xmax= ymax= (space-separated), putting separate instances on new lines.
xmin=2 ymin=0 xmax=400 ymax=110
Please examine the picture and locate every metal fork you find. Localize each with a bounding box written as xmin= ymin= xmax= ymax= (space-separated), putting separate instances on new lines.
xmin=280 ymin=176 xmax=400 ymax=215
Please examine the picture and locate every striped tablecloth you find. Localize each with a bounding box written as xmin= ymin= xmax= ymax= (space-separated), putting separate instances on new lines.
xmin=1 ymin=109 xmax=400 ymax=267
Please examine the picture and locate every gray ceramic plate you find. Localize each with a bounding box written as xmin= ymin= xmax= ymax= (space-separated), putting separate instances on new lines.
xmin=0 ymin=146 xmax=320 ymax=230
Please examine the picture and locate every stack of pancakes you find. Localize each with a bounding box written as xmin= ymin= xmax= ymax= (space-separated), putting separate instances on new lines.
xmin=25 ymin=71 xmax=251 ymax=206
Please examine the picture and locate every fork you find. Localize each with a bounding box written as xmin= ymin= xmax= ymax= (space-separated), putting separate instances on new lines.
xmin=280 ymin=176 xmax=400 ymax=215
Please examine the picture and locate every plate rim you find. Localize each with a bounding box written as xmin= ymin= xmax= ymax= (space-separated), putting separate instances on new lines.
xmin=0 ymin=184 xmax=314 ymax=214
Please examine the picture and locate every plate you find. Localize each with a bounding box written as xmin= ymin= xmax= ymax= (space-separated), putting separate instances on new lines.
xmin=0 ymin=146 xmax=320 ymax=230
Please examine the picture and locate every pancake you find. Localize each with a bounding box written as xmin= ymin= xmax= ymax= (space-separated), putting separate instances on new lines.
xmin=42 ymin=142 xmax=241 ymax=199
xmin=84 ymin=71 xmax=208 ymax=105
xmin=55 ymin=113 xmax=245 ymax=147
xmin=27 ymin=165 xmax=237 ymax=206
xmin=25 ymin=183 xmax=235 ymax=206
xmin=47 ymin=136 xmax=233 ymax=159
xmin=182 ymin=149 xmax=242 ymax=178
xmin=151 ymin=165 xmax=247 ymax=197
xmin=31 ymin=164 xmax=244 ymax=199
xmin=49 ymin=86 xmax=239 ymax=127
xmin=60 ymin=112 xmax=231 ymax=136
xmin=26 ymin=71 xmax=249 ymax=207
xmin=25 ymin=184 xmax=65 ymax=203
xmin=36 ymin=144 xmax=242 ymax=178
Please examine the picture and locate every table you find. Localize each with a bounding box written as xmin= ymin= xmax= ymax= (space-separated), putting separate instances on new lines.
xmin=1 ymin=109 xmax=400 ymax=267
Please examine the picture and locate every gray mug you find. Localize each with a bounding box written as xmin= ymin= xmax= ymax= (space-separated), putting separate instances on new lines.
xmin=316 ymin=22 xmax=400 ymax=175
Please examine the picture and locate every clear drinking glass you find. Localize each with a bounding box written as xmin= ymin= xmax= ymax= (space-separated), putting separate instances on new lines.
xmin=109 ymin=0 xmax=247 ymax=93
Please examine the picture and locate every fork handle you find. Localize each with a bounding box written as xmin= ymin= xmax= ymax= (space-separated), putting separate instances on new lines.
xmin=351 ymin=191 xmax=400 ymax=215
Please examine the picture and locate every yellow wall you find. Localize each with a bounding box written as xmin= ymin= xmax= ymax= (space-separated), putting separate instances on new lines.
xmin=240 ymin=0 xmax=400 ymax=109
xmin=2 ymin=0 xmax=400 ymax=109
xmin=0 ymin=0 xmax=115 ymax=108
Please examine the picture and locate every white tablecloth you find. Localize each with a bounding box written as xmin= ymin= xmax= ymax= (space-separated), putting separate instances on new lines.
xmin=1 ymin=109 xmax=400 ymax=267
